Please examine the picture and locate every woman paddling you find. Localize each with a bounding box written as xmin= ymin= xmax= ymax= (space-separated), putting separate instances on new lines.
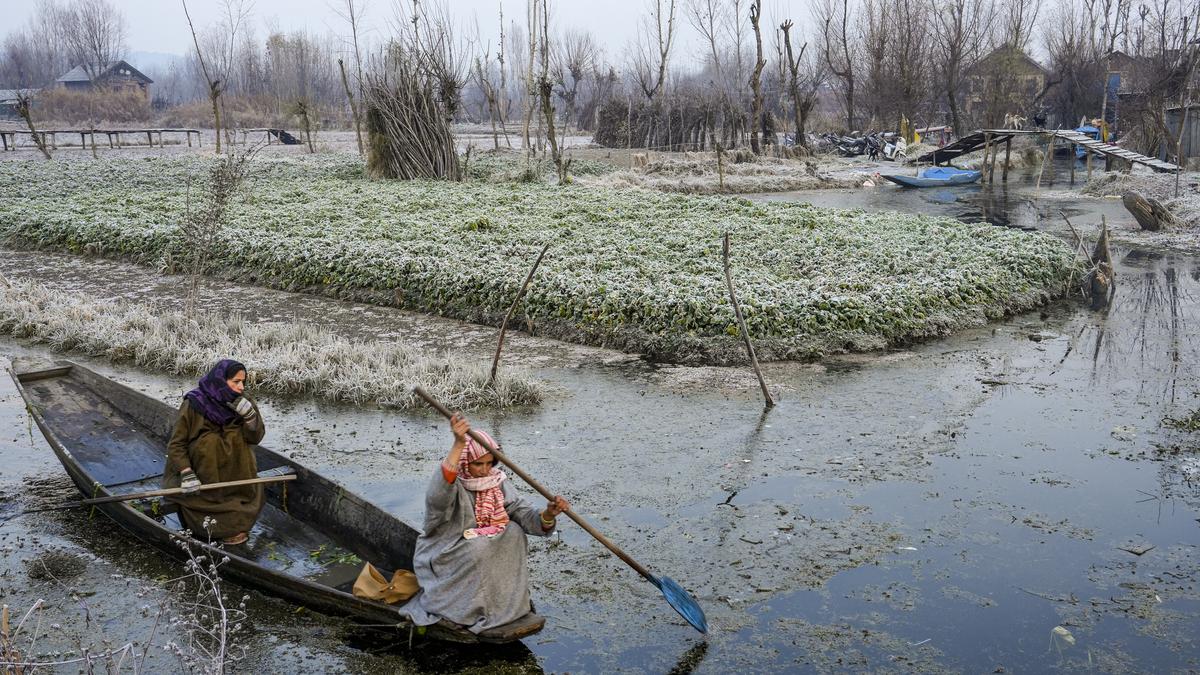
xmin=163 ymin=359 xmax=265 ymax=546
xmin=403 ymin=413 xmax=568 ymax=634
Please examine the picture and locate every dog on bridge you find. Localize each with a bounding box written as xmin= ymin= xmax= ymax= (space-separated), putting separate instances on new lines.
xmin=1003 ymin=113 xmax=1027 ymax=130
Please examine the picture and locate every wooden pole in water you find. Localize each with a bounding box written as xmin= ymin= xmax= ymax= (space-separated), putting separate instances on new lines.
xmin=1087 ymin=149 xmax=1093 ymax=181
xmin=1035 ymin=133 xmax=1053 ymax=198
xmin=1070 ymin=143 xmax=1076 ymax=184
xmin=1003 ymin=137 xmax=1012 ymax=182
xmin=489 ymin=242 xmax=552 ymax=385
xmin=989 ymin=137 xmax=1000 ymax=183
xmin=722 ymin=233 xmax=775 ymax=410
xmin=981 ymin=133 xmax=991 ymax=182
xmin=1047 ymin=135 xmax=1056 ymax=182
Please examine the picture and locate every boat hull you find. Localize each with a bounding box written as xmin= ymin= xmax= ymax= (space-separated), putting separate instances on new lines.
xmin=9 ymin=361 xmax=544 ymax=644
xmin=882 ymin=168 xmax=982 ymax=188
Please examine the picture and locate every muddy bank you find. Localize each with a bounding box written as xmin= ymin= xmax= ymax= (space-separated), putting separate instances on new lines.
xmin=1083 ymin=170 xmax=1200 ymax=253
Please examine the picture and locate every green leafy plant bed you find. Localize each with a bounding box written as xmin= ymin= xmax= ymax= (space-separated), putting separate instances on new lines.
xmin=0 ymin=156 xmax=1081 ymax=364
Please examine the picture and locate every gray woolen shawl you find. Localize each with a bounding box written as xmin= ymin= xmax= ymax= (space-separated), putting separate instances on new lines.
xmin=401 ymin=467 xmax=554 ymax=633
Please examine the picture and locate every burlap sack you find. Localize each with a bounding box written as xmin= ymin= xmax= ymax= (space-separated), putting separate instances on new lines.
xmin=352 ymin=562 xmax=419 ymax=604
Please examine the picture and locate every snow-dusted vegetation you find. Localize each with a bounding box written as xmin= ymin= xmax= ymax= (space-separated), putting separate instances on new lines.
xmin=0 ymin=156 xmax=1080 ymax=363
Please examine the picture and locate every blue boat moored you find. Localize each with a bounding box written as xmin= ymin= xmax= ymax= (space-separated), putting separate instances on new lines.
xmin=881 ymin=166 xmax=983 ymax=188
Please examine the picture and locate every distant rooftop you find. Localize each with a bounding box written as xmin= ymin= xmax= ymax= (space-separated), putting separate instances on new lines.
xmin=0 ymin=89 xmax=37 ymax=103
xmin=56 ymin=60 xmax=153 ymax=85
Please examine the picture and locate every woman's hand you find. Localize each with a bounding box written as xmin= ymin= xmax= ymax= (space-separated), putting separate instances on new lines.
xmin=231 ymin=396 xmax=256 ymax=421
xmin=450 ymin=413 xmax=470 ymax=443
xmin=541 ymin=495 xmax=569 ymax=529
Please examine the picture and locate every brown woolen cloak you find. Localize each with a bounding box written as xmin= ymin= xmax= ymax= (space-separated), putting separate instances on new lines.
xmin=163 ymin=399 xmax=266 ymax=539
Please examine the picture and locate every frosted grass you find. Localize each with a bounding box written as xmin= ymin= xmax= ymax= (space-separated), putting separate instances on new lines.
xmin=0 ymin=280 xmax=543 ymax=410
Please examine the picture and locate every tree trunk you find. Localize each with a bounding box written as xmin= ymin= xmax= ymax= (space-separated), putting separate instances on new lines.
xmin=15 ymin=97 xmax=51 ymax=160
xmin=1123 ymin=191 xmax=1180 ymax=231
xmin=339 ymin=59 xmax=365 ymax=156
xmin=748 ymin=2 xmax=766 ymax=154
xmin=210 ymin=91 xmax=223 ymax=154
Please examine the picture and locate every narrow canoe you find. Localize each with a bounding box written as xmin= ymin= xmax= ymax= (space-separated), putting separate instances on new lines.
xmin=881 ymin=167 xmax=982 ymax=188
xmin=8 ymin=360 xmax=545 ymax=644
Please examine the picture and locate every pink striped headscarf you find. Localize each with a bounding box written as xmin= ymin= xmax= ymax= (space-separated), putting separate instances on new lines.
xmin=458 ymin=430 xmax=509 ymax=537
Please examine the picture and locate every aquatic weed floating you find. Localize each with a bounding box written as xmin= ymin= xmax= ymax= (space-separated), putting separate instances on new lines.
xmin=0 ymin=156 xmax=1082 ymax=364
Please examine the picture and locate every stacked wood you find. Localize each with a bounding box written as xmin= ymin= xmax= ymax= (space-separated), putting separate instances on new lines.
xmin=363 ymin=58 xmax=460 ymax=181
xmin=593 ymin=95 xmax=749 ymax=151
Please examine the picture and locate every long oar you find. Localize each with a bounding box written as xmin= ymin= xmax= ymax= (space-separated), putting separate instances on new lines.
xmin=0 ymin=467 xmax=296 ymax=527
xmin=413 ymin=386 xmax=708 ymax=634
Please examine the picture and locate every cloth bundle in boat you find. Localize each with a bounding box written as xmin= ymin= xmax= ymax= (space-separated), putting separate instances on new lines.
xmin=352 ymin=562 xmax=419 ymax=604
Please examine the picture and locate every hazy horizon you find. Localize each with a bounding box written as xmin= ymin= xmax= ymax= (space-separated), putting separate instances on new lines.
xmin=3 ymin=1 xmax=818 ymax=74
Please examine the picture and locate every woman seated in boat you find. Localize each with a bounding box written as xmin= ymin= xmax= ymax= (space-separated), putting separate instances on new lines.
xmin=403 ymin=413 xmax=568 ymax=634
xmin=163 ymin=359 xmax=265 ymax=546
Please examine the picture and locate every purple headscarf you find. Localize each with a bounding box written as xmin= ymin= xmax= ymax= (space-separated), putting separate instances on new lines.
xmin=184 ymin=359 xmax=246 ymax=426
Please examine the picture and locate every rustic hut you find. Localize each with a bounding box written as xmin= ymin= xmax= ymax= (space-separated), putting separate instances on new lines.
xmin=55 ymin=60 xmax=153 ymax=97
xmin=963 ymin=45 xmax=1049 ymax=128
xmin=1165 ymin=104 xmax=1199 ymax=169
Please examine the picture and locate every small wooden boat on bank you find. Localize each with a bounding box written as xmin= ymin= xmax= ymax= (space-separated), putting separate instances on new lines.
xmin=9 ymin=361 xmax=544 ymax=644
xmin=881 ymin=166 xmax=982 ymax=188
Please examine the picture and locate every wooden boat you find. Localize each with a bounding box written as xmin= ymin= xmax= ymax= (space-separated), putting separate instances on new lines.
xmin=8 ymin=360 xmax=545 ymax=644
xmin=881 ymin=166 xmax=982 ymax=188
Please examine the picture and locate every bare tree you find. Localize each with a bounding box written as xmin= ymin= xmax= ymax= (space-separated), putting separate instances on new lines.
xmin=555 ymin=30 xmax=601 ymax=130
xmin=816 ymin=0 xmax=858 ymax=130
xmin=182 ymin=0 xmax=226 ymax=153
xmin=473 ymin=48 xmax=507 ymax=148
xmin=332 ymin=0 xmax=369 ymax=154
xmin=1001 ymin=0 xmax=1042 ymax=51
xmin=886 ymin=0 xmax=931 ymax=132
xmin=392 ymin=0 xmax=470 ymax=124
xmin=632 ymin=0 xmax=679 ymax=102
xmin=686 ymin=0 xmax=725 ymax=79
xmin=0 ymin=2 xmax=70 ymax=88
xmin=523 ymin=0 xmax=541 ymax=152
xmin=56 ymin=0 xmax=127 ymax=80
xmin=748 ymin=0 xmax=766 ymax=153
xmin=728 ymin=0 xmax=747 ymax=92
xmin=932 ymin=0 xmax=989 ymax=133
xmin=536 ymin=1 xmax=568 ymax=181
xmin=780 ymin=19 xmax=824 ymax=150
xmin=14 ymin=91 xmax=53 ymax=160
xmin=860 ymin=0 xmax=890 ymax=127
xmin=339 ymin=58 xmax=364 ymax=154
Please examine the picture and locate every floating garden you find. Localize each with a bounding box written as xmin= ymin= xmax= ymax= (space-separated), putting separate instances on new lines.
xmin=0 ymin=156 xmax=1081 ymax=364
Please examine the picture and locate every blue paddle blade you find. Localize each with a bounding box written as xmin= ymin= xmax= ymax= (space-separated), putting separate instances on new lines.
xmin=655 ymin=575 xmax=708 ymax=634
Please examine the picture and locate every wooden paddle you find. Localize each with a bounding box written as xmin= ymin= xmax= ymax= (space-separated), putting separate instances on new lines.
xmin=0 ymin=467 xmax=296 ymax=526
xmin=413 ymin=386 xmax=709 ymax=634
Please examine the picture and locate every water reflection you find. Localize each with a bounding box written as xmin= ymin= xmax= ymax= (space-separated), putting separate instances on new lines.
xmin=665 ymin=640 xmax=709 ymax=675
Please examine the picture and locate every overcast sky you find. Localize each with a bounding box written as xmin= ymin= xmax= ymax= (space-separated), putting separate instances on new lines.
xmin=3 ymin=0 xmax=818 ymax=70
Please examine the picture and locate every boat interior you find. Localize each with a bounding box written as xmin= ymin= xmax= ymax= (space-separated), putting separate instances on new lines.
xmin=14 ymin=364 xmax=389 ymax=593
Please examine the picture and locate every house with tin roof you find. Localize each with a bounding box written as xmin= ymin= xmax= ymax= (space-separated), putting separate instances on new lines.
xmin=56 ymin=60 xmax=153 ymax=97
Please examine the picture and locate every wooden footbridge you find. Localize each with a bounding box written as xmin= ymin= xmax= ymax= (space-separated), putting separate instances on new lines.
xmin=0 ymin=127 xmax=202 ymax=152
xmin=917 ymin=128 xmax=1180 ymax=182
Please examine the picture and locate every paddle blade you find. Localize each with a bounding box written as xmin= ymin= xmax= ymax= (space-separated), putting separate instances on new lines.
xmin=656 ymin=575 xmax=708 ymax=634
